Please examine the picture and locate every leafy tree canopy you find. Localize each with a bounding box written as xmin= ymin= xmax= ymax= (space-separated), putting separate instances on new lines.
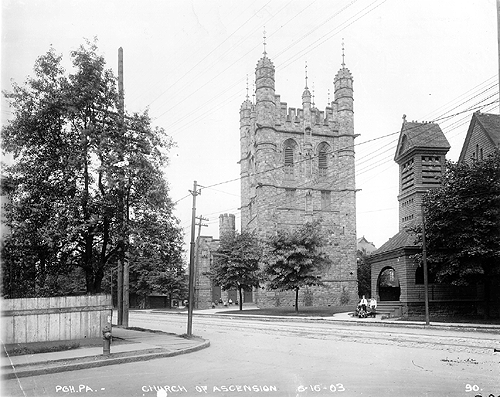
xmin=410 ymin=152 xmax=500 ymax=318
xmin=1 ymin=39 xmax=182 ymax=298
xmin=357 ymin=249 xmax=371 ymax=298
xmin=207 ymin=230 xmax=262 ymax=310
xmin=263 ymin=221 xmax=332 ymax=312
xmin=420 ymin=152 xmax=500 ymax=286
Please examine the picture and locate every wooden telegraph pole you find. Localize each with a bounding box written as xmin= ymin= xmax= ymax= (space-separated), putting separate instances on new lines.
xmin=116 ymin=47 xmax=124 ymax=326
xmin=117 ymin=47 xmax=129 ymax=327
xmin=187 ymin=181 xmax=202 ymax=336
xmin=421 ymin=205 xmax=430 ymax=325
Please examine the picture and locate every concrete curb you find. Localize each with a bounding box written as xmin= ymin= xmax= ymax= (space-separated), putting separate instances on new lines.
xmin=185 ymin=311 xmax=500 ymax=334
xmin=2 ymin=340 xmax=210 ymax=380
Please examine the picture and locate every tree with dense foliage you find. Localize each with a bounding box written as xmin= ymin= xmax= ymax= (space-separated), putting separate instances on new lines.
xmin=1 ymin=39 xmax=183 ymax=298
xmin=414 ymin=152 xmax=500 ymax=317
xmin=128 ymin=206 xmax=187 ymax=308
xmin=263 ymin=221 xmax=332 ymax=312
xmin=207 ymin=231 xmax=262 ymax=311
xmin=356 ymin=249 xmax=371 ymax=298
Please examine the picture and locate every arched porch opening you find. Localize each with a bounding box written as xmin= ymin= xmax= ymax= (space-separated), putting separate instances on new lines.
xmin=377 ymin=267 xmax=401 ymax=301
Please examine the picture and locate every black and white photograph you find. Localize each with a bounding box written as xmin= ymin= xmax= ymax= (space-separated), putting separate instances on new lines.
xmin=1 ymin=1 xmax=499 ymax=396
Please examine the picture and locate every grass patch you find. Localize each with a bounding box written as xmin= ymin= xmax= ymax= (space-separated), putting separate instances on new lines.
xmin=221 ymin=306 xmax=355 ymax=317
xmin=125 ymin=326 xmax=177 ymax=336
xmin=5 ymin=342 xmax=81 ymax=357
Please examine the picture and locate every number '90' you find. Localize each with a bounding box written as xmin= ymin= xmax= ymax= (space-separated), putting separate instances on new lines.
xmin=466 ymin=383 xmax=499 ymax=397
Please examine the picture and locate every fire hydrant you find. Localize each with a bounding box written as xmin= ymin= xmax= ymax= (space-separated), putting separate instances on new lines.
xmin=102 ymin=325 xmax=112 ymax=356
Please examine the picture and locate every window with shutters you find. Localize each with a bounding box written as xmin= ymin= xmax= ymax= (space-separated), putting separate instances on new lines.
xmin=285 ymin=146 xmax=294 ymax=166
xmin=283 ymin=139 xmax=297 ymax=178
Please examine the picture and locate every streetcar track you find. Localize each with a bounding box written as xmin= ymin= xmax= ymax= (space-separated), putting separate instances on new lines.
xmin=130 ymin=313 xmax=498 ymax=354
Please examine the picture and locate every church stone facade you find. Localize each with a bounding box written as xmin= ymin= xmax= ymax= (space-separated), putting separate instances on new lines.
xmin=194 ymin=214 xmax=239 ymax=309
xmin=239 ymin=50 xmax=358 ymax=307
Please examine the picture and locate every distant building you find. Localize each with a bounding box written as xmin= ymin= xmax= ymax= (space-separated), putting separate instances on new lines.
xmin=194 ymin=214 xmax=244 ymax=309
xmin=357 ymin=236 xmax=376 ymax=254
xmin=458 ymin=111 xmax=500 ymax=164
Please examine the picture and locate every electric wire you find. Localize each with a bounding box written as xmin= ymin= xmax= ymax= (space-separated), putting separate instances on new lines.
xmin=150 ymin=0 xmax=381 ymax=130
xmin=176 ymin=95 xmax=499 ymax=232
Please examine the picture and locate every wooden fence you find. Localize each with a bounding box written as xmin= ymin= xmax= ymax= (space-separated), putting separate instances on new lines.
xmin=1 ymin=295 xmax=112 ymax=344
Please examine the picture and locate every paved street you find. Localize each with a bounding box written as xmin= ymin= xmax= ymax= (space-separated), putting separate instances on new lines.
xmin=3 ymin=311 xmax=499 ymax=397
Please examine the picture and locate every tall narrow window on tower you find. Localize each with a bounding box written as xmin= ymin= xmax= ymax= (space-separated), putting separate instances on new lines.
xmin=283 ymin=139 xmax=296 ymax=179
xmin=318 ymin=144 xmax=328 ymax=177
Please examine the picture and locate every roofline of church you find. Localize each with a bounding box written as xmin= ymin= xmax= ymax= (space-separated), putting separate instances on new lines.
xmin=367 ymin=245 xmax=420 ymax=263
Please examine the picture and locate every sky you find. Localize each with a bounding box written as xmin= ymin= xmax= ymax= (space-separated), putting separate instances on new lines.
xmin=2 ymin=0 xmax=499 ymax=252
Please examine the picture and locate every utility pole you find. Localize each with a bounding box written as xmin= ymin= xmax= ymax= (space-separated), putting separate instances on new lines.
xmin=421 ymin=205 xmax=430 ymax=326
xmin=194 ymin=215 xmax=209 ymax=309
xmin=187 ymin=181 xmax=202 ymax=336
xmin=117 ymin=47 xmax=124 ymax=326
xmin=117 ymin=47 xmax=129 ymax=327
xmin=196 ymin=215 xmax=209 ymax=239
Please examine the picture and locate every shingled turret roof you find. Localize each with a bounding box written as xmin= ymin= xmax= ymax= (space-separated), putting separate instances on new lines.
xmin=395 ymin=120 xmax=450 ymax=162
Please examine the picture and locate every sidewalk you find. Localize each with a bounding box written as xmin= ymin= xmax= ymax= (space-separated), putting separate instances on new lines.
xmin=2 ymin=307 xmax=498 ymax=380
xmin=1 ymin=327 xmax=209 ymax=380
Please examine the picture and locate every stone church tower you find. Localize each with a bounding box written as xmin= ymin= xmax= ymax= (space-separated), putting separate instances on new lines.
xmin=239 ymin=48 xmax=358 ymax=307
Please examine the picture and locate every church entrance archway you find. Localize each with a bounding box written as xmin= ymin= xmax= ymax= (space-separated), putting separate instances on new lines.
xmin=377 ymin=267 xmax=400 ymax=301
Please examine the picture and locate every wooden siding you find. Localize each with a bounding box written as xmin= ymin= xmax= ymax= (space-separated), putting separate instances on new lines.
xmin=1 ymin=295 xmax=112 ymax=344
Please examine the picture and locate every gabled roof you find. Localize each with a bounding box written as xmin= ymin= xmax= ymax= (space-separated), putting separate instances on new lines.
xmin=370 ymin=229 xmax=418 ymax=257
xmin=357 ymin=236 xmax=377 ymax=254
xmin=458 ymin=112 xmax=500 ymax=163
xmin=394 ymin=120 xmax=451 ymax=163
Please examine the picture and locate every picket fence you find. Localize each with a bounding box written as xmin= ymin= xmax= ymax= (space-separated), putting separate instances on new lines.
xmin=2 ymin=294 xmax=112 ymax=344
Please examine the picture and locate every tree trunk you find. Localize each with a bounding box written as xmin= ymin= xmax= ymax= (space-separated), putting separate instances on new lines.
xmin=92 ymin=267 xmax=104 ymax=293
xmin=295 ymin=287 xmax=299 ymax=313
xmin=239 ymin=286 xmax=243 ymax=311
xmin=85 ymin=268 xmax=95 ymax=294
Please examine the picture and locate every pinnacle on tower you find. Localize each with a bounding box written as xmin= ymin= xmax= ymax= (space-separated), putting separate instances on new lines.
xmin=302 ymin=60 xmax=312 ymax=105
xmin=305 ymin=61 xmax=308 ymax=89
xmin=341 ymin=38 xmax=345 ymax=68
xmin=263 ymin=27 xmax=267 ymax=57
xmin=312 ymin=82 xmax=315 ymax=108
